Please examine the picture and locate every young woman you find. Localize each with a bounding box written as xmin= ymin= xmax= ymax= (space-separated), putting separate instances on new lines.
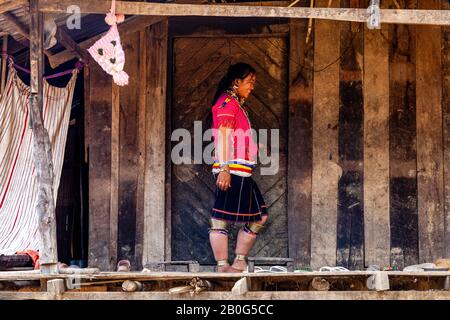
xmin=209 ymin=63 xmax=269 ymax=273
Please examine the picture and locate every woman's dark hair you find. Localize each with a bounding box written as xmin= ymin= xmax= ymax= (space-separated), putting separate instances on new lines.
xmin=211 ymin=62 xmax=256 ymax=105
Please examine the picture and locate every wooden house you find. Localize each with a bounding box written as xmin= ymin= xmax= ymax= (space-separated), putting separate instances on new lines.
xmin=0 ymin=0 xmax=449 ymax=299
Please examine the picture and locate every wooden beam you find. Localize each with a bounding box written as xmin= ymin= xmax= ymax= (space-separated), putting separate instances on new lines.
xmin=143 ymin=20 xmax=168 ymax=265
xmin=0 ymin=0 xmax=28 ymax=15
xmin=29 ymin=0 xmax=58 ymax=275
xmin=54 ymin=27 xmax=90 ymax=64
xmin=416 ymin=0 xmax=444 ymax=263
xmin=1 ymin=11 xmax=29 ymax=38
xmin=363 ymin=16 xmax=390 ymax=268
xmin=38 ymin=0 xmax=450 ymax=26
xmin=0 ymin=11 xmax=54 ymax=57
xmin=47 ymin=16 xmax=166 ymax=68
xmin=0 ymin=11 xmax=31 ymax=47
xmin=310 ymin=0 xmax=341 ymax=270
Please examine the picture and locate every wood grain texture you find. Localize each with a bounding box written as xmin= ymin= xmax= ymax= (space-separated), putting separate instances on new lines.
xmin=110 ymin=83 xmax=119 ymax=269
xmin=288 ymin=14 xmax=313 ymax=268
xmin=38 ymin=0 xmax=450 ymax=25
xmin=363 ymin=19 xmax=390 ymax=267
xmin=143 ymin=20 xmax=169 ymax=265
xmin=443 ymin=0 xmax=450 ymax=261
xmin=336 ymin=0 xmax=364 ymax=270
xmin=388 ymin=0 xmax=419 ymax=269
xmin=87 ymin=62 xmax=113 ymax=271
xmin=30 ymin=0 xmax=58 ymax=273
xmin=117 ymin=32 xmax=140 ymax=266
xmin=311 ymin=0 xmax=341 ymax=270
xmin=416 ymin=0 xmax=444 ymax=263
xmin=135 ymin=29 xmax=148 ymax=269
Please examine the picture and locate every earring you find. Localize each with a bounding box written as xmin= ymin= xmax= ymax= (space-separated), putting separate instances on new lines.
xmin=233 ymin=83 xmax=239 ymax=90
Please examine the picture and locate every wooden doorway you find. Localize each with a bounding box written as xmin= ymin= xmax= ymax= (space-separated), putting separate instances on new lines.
xmin=170 ymin=35 xmax=289 ymax=265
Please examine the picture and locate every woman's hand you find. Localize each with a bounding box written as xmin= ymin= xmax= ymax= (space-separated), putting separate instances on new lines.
xmin=216 ymin=171 xmax=232 ymax=191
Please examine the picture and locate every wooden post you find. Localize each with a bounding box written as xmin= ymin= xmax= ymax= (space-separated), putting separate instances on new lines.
xmin=416 ymin=0 xmax=444 ymax=263
xmin=363 ymin=2 xmax=390 ymax=268
xmin=310 ymin=0 xmax=341 ymax=270
xmin=336 ymin=0 xmax=364 ymax=270
xmin=87 ymin=62 xmax=114 ymax=271
xmin=443 ymin=0 xmax=450 ymax=259
xmin=29 ymin=0 xmax=58 ymax=274
xmin=143 ymin=20 xmax=168 ymax=265
xmin=110 ymin=83 xmax=120 ymax=269
xmin=288 ymin=12 xmax=313 ymax=268
xmin=388 ymin=0 xmax=419 ymax=269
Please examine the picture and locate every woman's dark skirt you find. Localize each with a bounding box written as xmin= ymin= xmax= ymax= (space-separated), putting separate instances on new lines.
xmin=211 ymin=173 xmax=269 ymax=223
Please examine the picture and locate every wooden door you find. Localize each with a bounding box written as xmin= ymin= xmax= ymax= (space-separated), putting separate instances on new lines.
xmin=171 ymin=36 xmax=288 ymax=264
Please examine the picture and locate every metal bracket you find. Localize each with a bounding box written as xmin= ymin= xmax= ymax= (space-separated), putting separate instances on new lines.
xmin=367 ymin=0 xmax=381 ymax=30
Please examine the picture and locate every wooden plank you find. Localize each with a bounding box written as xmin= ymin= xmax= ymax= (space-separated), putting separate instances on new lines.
xmin=134 ymin=29 xmax=148 ymax=270
xmin=388 ymin=0 xmax=419 ymax=269
xmin=110 ymin=83 xmax=119 ymax=268
xmin=87 ymin=61 xmax=113 ymax=271
xmin=311 ymin=0 xmax=341 ymax=270
xmin=416 ymin=0 xmax=444 ymax=263
xmin=0 ymin=35 xmax=7 ymax=94
xmin=3 ymin=270 xmax=450 ymax=281
xmin=143 ymin=20 xmax=168 ymax=265
xmin=336 ymin=0 xmax=364 ymax=270
xmin=29 ymin=0 xmax=58 ymax=274
xmin=4 ymin=290 xmax=450 ymax=300
xmin=47 ymin=16 xmax=167 ymax=68
xmin=287 ymin=12 xmax=313 ymax=268
xmin=444 ymin=0 xmax=450 ymax=259
xmin=165 ymin=30 xmax=174 ymax=263
xmin=363 ymin=8 xmax=390 ymax=268
xmin=38 ymin=0 xmax=450 ymax=25
xmin=117 ymin=32 xmax=140 ymax=265
xmin=0 ymin=0 xmax=28 ymax=15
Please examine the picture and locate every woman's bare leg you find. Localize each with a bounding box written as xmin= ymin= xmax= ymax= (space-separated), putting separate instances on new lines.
xmin=229 ymin=215 xmax=268 ymax=272
xmin=209 ymin=232 xmax=229 ymax=272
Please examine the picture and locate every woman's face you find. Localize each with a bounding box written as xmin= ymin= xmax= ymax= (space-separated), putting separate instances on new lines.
xmin=235 ymin=73 xmax=256 ymax=100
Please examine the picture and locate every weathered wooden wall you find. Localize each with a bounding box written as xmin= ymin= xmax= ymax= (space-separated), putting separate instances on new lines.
xmin=85 ymin=8 xmax=450 ymax=270
xmin=86 ymin=21 xmax=168 ymax=271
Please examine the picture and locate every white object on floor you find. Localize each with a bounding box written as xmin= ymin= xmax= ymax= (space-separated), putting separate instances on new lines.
xmin=403 ymin=263 xmax=436 ymax=272
xmin=319 ymin=266 xmax=350 ymax=272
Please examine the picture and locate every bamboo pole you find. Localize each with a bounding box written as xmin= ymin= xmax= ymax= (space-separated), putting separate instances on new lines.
xmin=29 ymin=0 xmax=58 ymax=275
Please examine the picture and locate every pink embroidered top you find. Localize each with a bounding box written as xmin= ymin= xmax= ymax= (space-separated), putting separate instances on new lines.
xmin=211 ymin=91 xmax=258 ymax=177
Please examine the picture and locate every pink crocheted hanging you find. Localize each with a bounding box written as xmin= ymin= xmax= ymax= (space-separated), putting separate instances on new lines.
xmin=88 ymin=0 xmax=128 ymax=86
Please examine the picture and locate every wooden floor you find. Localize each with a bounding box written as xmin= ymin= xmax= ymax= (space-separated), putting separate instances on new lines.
xmin=1 ymin=270 xmax=449 ymax=300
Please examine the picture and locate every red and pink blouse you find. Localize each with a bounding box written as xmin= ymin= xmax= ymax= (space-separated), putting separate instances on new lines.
xmin=211 ymin=91 xmax=258 ymax=177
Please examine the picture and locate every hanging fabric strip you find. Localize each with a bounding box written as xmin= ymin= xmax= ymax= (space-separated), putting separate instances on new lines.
xmin=0 ymin=65 xmax=77 ymax=255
